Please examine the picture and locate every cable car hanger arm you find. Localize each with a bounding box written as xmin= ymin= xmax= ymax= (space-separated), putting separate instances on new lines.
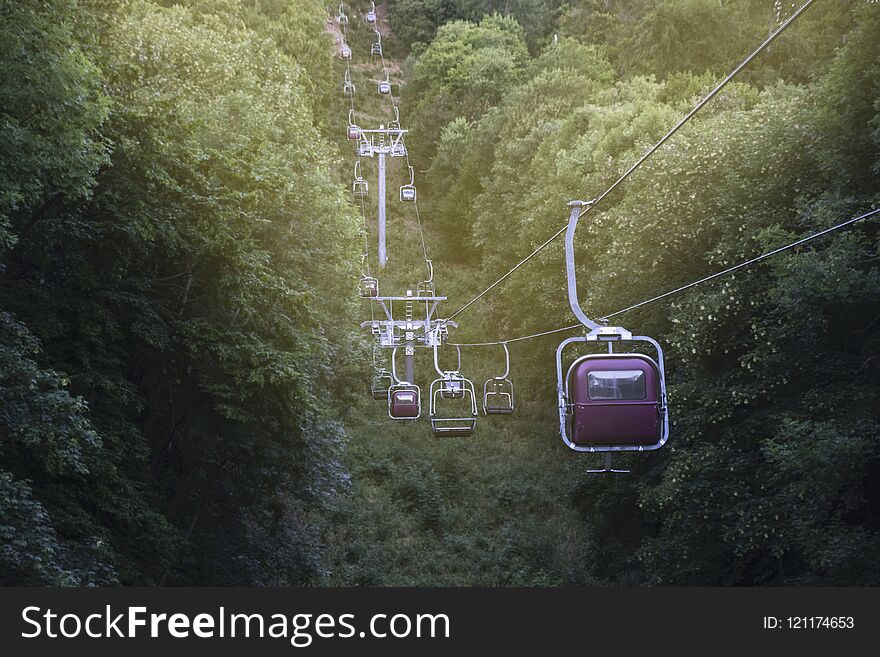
xmin=449 ymin=205 xmax=880 ymax=347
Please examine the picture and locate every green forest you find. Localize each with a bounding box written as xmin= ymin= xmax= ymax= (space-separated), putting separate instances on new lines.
xmin=1 ymin=0 xmax=878 ymax=587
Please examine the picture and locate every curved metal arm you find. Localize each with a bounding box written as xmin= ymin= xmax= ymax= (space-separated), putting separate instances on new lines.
xmin=565 ymin=201 xmax=601 ymax=331
xmin=494 ymin=343 xmax=510 ymax=380
xmin=391 ymin=347 xmax=412 ymax=385
xmin=432 ymin=324 xmax=457 ymax=376
xmin=432 ymin=331 xmax=444 ymax=376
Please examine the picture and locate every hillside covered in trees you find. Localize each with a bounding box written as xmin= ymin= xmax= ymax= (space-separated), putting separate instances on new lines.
xmin=1 ymin=0 xmax=879 ymax=586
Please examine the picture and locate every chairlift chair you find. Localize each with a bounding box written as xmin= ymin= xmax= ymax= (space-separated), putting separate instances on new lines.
xmin=556 ymin=201 xmax=669 ymax=474
xmin=483 ymin=343 xmax=515 ymax=415
xmin=378 ymin=71 xmax=392 ymax=95
xmin=371 ymin=367 xmax=393 ymax=400
xmin=439 ymin=345 xmax=465 ymax=399
xmin=371 ymin=42 xmax=383 ymax=57
xmin=388 ymin=107 xmax=401 ymax=131
xmin=390 ymin=141 xmax=406 ymax=158
xmin=359 ymin=275 xmax=378 ymax=298
xmin=352 ymin=162 xmax=368 ymax=199
xmin=346 ymin=110 xmax=361 ymax=141
xmin=358 ymin=140 xmax=373 ymax=157
xmin=417 ymin=260 xmax=435 ymax=297
xmin=400 ymin=165 xmax=416 ymax=203
xmin=343 ymin=80 xmax=355 ymax=97
xmin=366 ymin=2 xmax=376 ymax=23
xmin=340 ymin=43 xmax=352 ymax=60
xmin=429 ymin=334 xmax=477 ymax=436
xmin=388 ymin=347 xmax=421 ymax=420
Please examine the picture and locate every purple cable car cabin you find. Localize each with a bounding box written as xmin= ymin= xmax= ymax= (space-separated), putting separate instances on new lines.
xmin=389 ymin=387 xmax=419 ymax=419
xmin=567 ymin=354 xmax=662 ymax=446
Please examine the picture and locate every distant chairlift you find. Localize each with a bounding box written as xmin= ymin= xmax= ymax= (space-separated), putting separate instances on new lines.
xmin=388 ymin=107 xmax=401 ymax=131
xmin=556 ymin=201 xmax=669 ymax=474
xmin=483 ymin=343 xmax=515 ymax=415
xmin=358 ymin=138 xmax=374 ymax=157
xmin=359 ymin=275 xmax=378 ymax=298
xmin=378 ymin=71 xmax=392 ymax=96
xmin=400 ymin=165 xmax=416 ymax=203
xmin=340 ymin=41 xmax=352 ymax=60
xmin=417 ymin=260 xmax=435 ymax=297
xmin=336 ymin=5 xmax=348 ymax=27
xmin=371 ymin=34 xmax=383 ymax=57
xmin=347 ymin=111 xmax=361 ymax=141
xmin=388 ymin=347 xmax=421 ymax=420
xmin=366 ymin=2 xmax=376 ymax=23
xmin=370 ymin=359 xmax=393 ymax=400
xmin=390 ymin=139 xmax=406 ymax=158
xmin=352 ymin=162 xmax=368 ymax=199
xmin=429 ymin=334 xmax=477 ymax=436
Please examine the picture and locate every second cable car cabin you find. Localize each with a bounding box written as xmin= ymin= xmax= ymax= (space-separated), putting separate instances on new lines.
xmin=400 ymin=166 xmax=416 ymax=203
xmin=559 ymin=330 xmax=667 ymax=449
xmin=556 ymin=200 xmax=669 ymax=473
xmin=378 ymin=72 xmax=392 ymax=96
xmin=388 ymin=347 xmax=420 ymax=420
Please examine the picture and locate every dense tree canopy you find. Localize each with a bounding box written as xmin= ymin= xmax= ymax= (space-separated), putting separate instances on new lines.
xmin=1 ymin=0 xmax=360 ymax=585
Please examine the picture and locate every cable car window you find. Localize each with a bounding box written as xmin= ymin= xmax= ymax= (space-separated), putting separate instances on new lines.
xmin=587 ymin=370 xmax=646 ymax=400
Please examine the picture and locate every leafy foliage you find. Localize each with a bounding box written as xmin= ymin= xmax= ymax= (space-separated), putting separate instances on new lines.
xmin=1 ymin=0 xmax=360 ymax=584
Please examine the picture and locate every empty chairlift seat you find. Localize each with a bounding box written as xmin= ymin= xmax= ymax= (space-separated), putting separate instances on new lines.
xmin=483 ymin=379 xmax=514 ymax=414
xmin=352 ymin=163 xmax=369 ymax=199
xmin=429 ymin=340 xmax=477 ymax=436
xmin=370 ymin=368 xmax=393 ymax=400
xmin=482 ymin=342 xmax=515 ymax=415
xmin=430 ymin=375 xmax=477 ymax=435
